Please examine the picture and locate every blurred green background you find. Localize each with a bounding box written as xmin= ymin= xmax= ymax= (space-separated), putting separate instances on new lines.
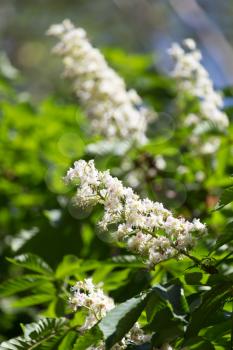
xmin=2 ymin=0 xmax=233 ymax=100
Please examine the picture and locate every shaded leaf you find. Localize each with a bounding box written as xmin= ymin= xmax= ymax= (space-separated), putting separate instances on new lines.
xmin=12 ymin=294 xmax=54 ymax=308
xmin=145 ymin=285 xmax=168 ymax=323
xmin=72 ymin=327 xmax=102 ymax=350
xmin=109 ymin=255 xmax=144 ymax=268
xmin=99 ymin=291 xmax=151 ymax=349
xmin=7 ymin=253 xmax=53 ymax=275
xmin=182 ymin=336 xmax=215 ymax=349
xmin=55 ymin=255 xmax=81 ymax=279
xmin=0 ymin=275 xmax=49 ymax=297
xmin=166 ymin=284 xmax=189 ymax=315
xmin=151 ymin=307 xmax=184 ymax=346
xmin=215 ymin=186 xmax=233 ymax=210
xmin=185 ymin=272 xmax=203 ymax=285
xmin=185 ymin=283 xmax=232 ymax=338
xmin=0 ymin=318 xmax=67 ymax=350
xmin=213 ymin=222 xmax=233 ymax=250
xmin=58 ymin=331 xmax=77 ymax=350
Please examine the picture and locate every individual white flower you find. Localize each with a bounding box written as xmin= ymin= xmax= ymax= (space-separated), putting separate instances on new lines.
xmin=48 ymin=20 xmax=155 ymax=144
xmin=155 ymin=155 xmax=167 ymax=170
xmin=195 ymin=171 xmax=205 ymax=182
xmin=177 ymin=165 xmax=188 ymax=175
xmin=184 ymin=113 xmax=200 ymax=126
xmin=183 ymin=38 xmax=196 ymax=50
xmin=66 ymin=160 xmax=206 ymax=267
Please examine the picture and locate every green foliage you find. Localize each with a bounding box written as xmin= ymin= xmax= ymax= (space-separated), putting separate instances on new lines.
xmin=0 ymin=275 xmax=49 ymax=298
xmin=0 ymin=318 xmax=67 ymax=350
xmin=72 ymin=327 xmax=102 ymax=350
xmin=215 ymin=185 xmax=233 ymax=210
xmin=99 ymin=291 xmax=150 ymax=349
xmin=7 ymin=254 xmax=53 ymax=275
xmin=1 ymin=42 xmax=233 ymax=350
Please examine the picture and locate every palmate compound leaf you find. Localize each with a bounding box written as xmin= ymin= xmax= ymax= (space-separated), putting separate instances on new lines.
xmin=0 ymin=318 xmax=67 ymax=350
xmin=7 ymin=253 xmax=53 ymax=276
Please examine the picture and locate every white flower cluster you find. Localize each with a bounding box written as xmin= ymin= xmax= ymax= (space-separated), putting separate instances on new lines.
xmin=70 ymin=278 xmax=115 ymax=330
xmin=70 ymin=278 xmax=150 ymax=349
xmin=65 ymin=160 xmax=206 ymax=267
xmin=47 ymin=20 xmax=154 ymax=144
xmin=169 ymin=39 xmax=228 ymax=155
xmin=169 ymin=38 xmax=228 ymax=129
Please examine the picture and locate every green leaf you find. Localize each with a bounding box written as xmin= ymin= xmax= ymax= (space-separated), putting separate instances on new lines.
xmin=0 ymin=336 xmax=30 ymax=350
xmin=151 ymin=307 xmax=184 ymax=345
xmin=203 ymin=318 xmax=231 ymax=343
xmin=102 ymin=269 xmax=130 ymax=291
xmin=166 ymin=284 xmax=189 ymax=315
xmin=0 ymin=318 xmax=67 ymax=350
xmin=146 ymin=284 xmax=188 ymax=325
xmin=145 ymin=285 xmax=168 ymax=323
xmin=141 ymin=140 xmax=177 ymax=156
xmin=207 ymin=274 xmax=233 ymax=286
xmin=99 ymin=291 xmax=151 ymax=349
xmin=12 ymin=294 xmax=54 ymax=308
xmin=185 ymin=272 xmax=203 ymax=285
xmin=58 ymin=331 xmax=77 ymax=350
xmin=0 ymin=275 xmax=49 ymax=297
xmin=213 ymin=222 xmax=233 ymax=250
xmin=215 ymin=186 xmax=233 ymax=210
xmin=7 ymin=253 xmax=53 ymax=275
xmin=24 ymin=318 xmax=66 ymax=338
xmin=182 ymin=336 xmax=215 ymax=349
xmin=185 ymin=283 xmax=232 ymax=338
xmin=108 ymin=255 xmax=144 ymax=268
xmin=55 ymin=255 xmax=81 ymax=279
xmin=72 ymin=327 xmax=102 ymax=350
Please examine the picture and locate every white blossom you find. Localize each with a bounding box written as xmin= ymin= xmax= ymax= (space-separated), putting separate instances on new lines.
xmin=70 ymin=278 xmax=150 ymax=349
xmin=195 ymin=171 xmax=205 ymax=182
xmin=65 ymin=160 xmax=206 ymax=267
xmin=47 ymin=20 xmax=155 ymax=144
xmin=70 ymin=278 xmax=115 ymax=330
xmin=155 ymin=155 xmax=167 ymax=170
xmin=169 ymin=39 xmax=228 ymax=154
